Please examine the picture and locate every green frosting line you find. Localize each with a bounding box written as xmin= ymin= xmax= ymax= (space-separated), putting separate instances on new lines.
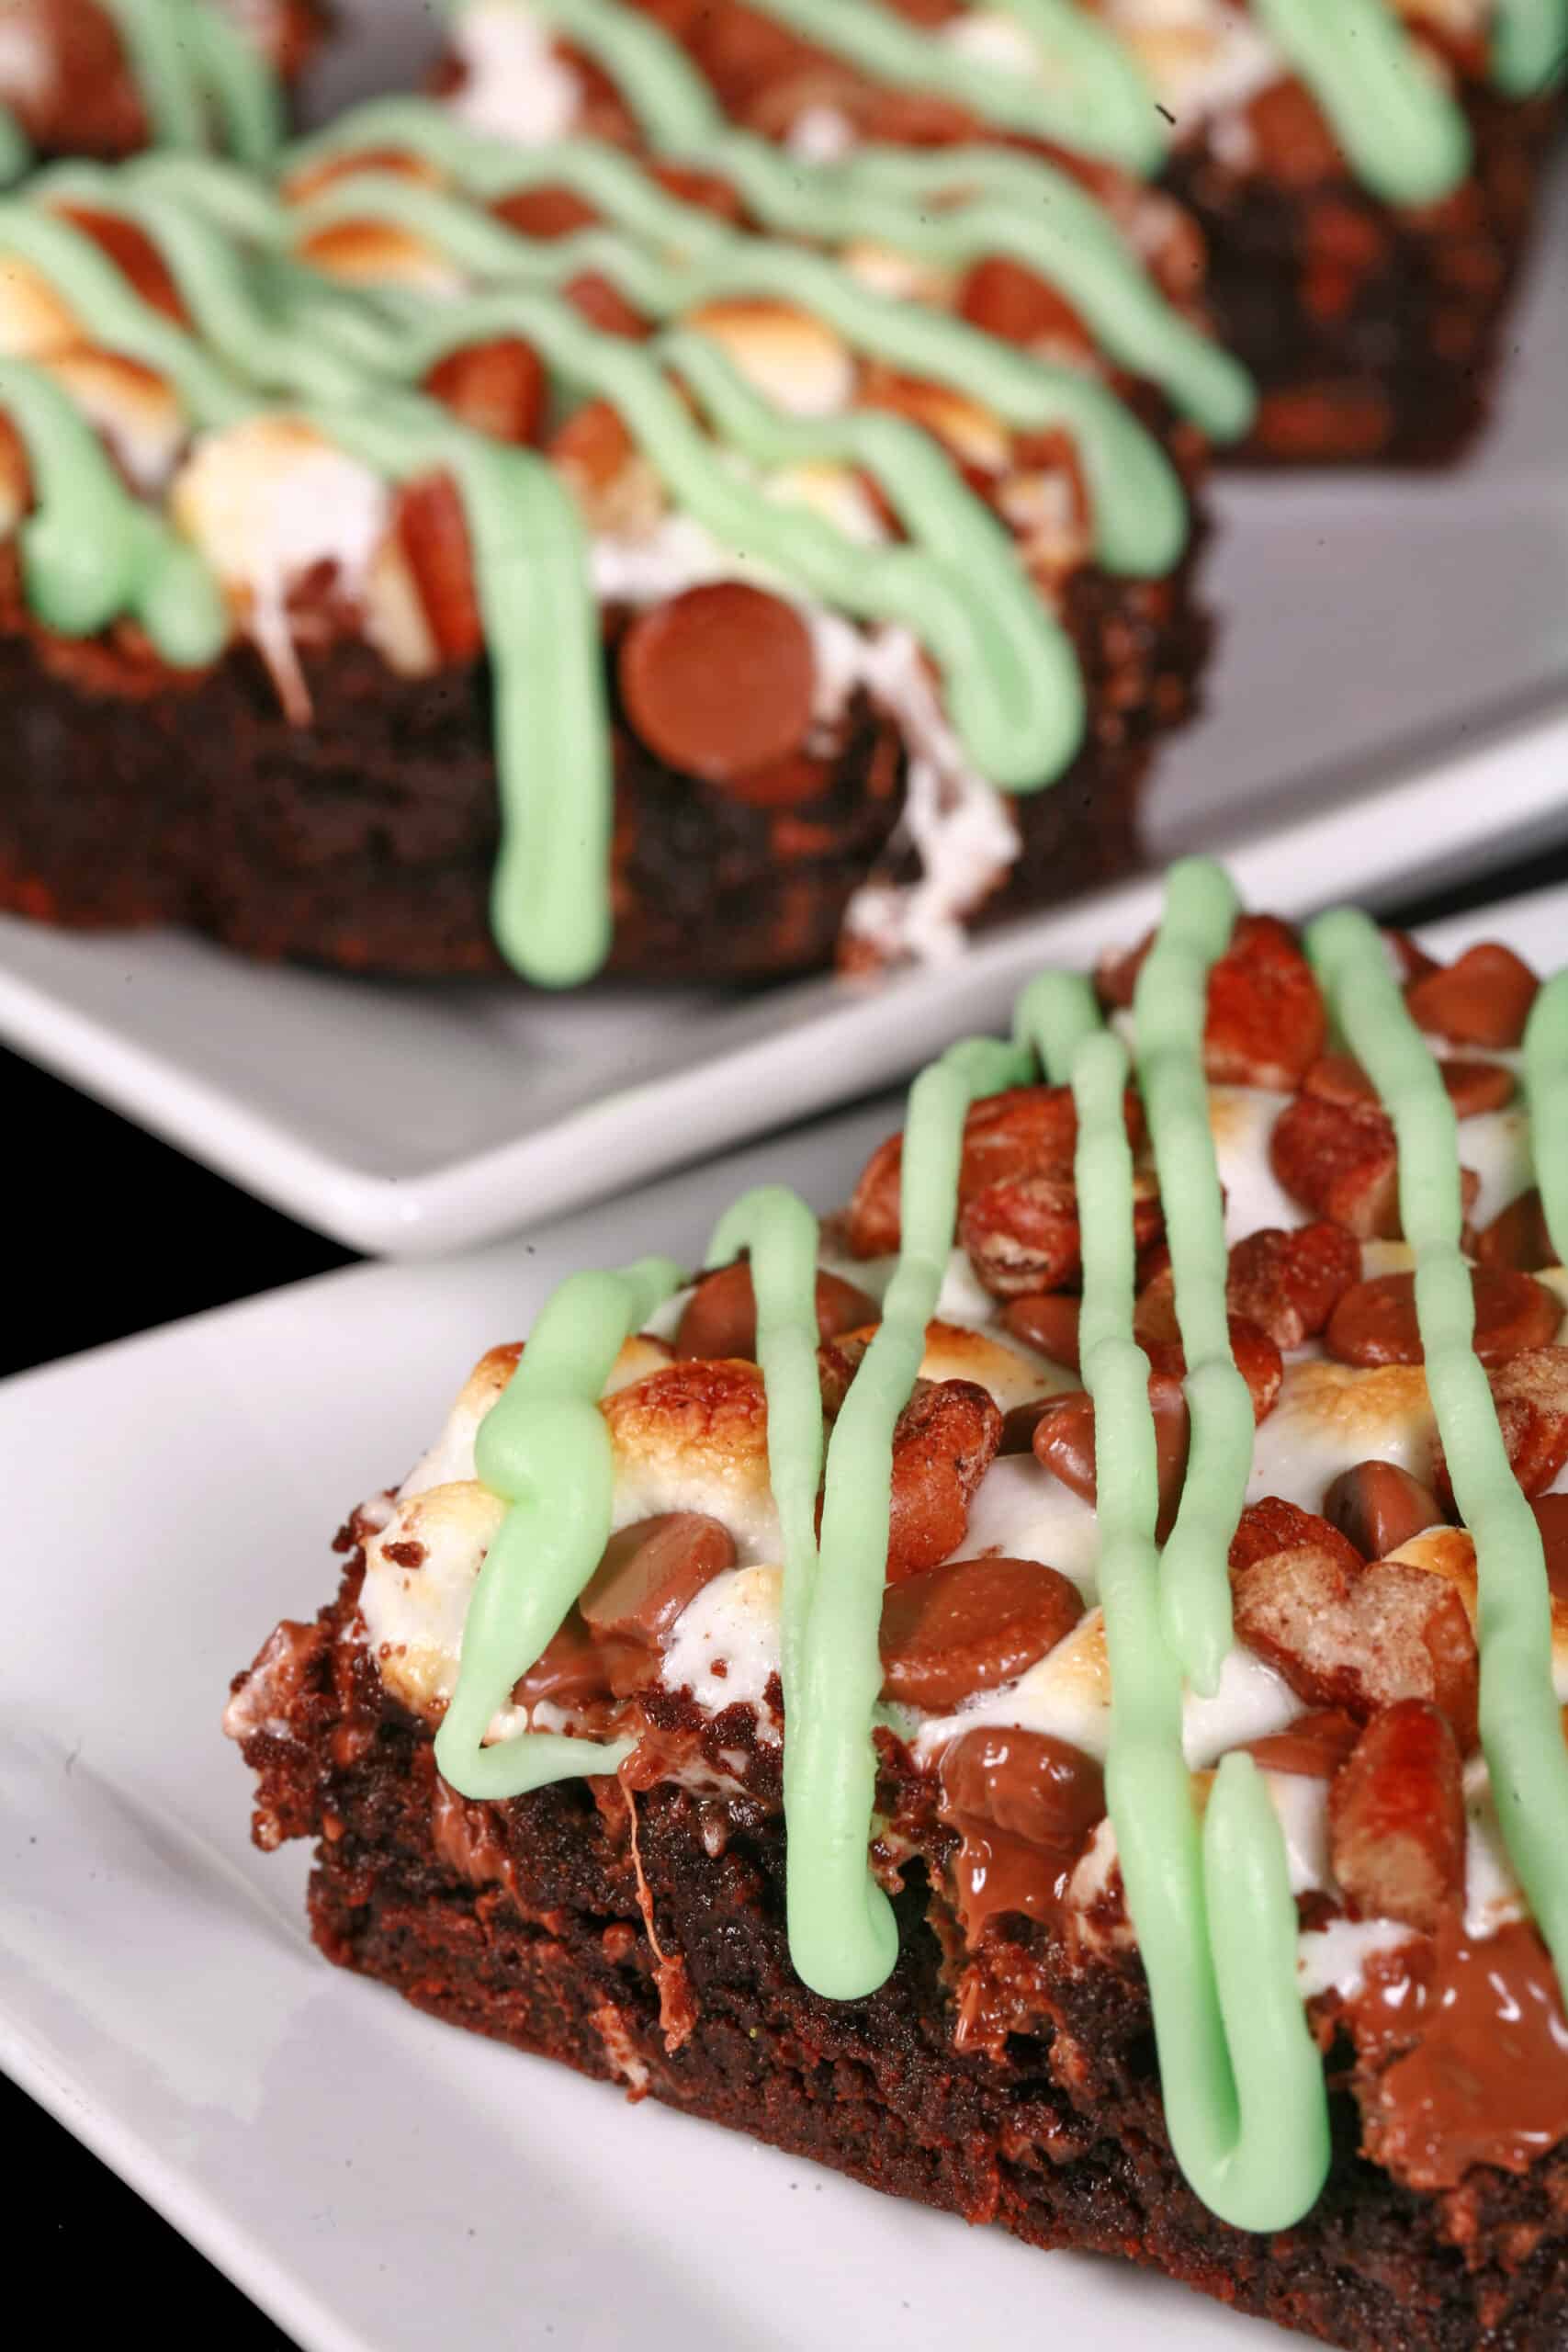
xmin=1249 ymin=0 xmax=1472 ymax=206
xmin=1131 ymin=859 xmax=1252 ymax=1698
xmin=434 ymin=1258 xmax=682 ymax=1801
xmin=706 ymin=1187 xmax=827 ymax=1704
xmin=790 ymin=1033 xmax=1031 ymax=1998
xmin=0 ymin=198 xmax=253 ymax=424
xmin=494 ymin=0 xmax=722 ymax=149
xmin=303 ymin=393 xmax=615 ymax=989
xmin=1494 ymin=0 xmax=1568 ymax=93
xmin=398 ymin=288 xmax=1086 ymax=788
xmin=551 ymin=0 xmax=1164 ymax=172
xmin=716 ymin=138 xmax=1253 ymax=441
xmin=291 ymin=97 xmax=1247 ymax=438
xmin=1525 ymin=973 xmax=1568 ymax=1265
xmin=1309 ymin=910 xmax=1568 ymax=2007
xmin=290 ymin=168 xmax=1186 ymax=577
xmin=0 ymin=355 xmax=226 ymax=662
xmin=183 ymin=1 xmax=287 ymax=167
xmin=0 ymin=104 xmax=31 ymax=187
xmin=96 ymin=0 xmax=286 ymax=164
xmin=1061 ymin=1017 xmax=1329 ymax=2233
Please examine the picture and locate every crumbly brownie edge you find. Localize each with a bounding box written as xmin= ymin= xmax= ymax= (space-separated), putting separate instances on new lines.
xmin=0 ymin=536 xmax=1208 ymax=984
xmin=234 ymin=1566 xmax=1568 ymax=2352
xmin=1173 ymin=86 xmax=1563 ymax=469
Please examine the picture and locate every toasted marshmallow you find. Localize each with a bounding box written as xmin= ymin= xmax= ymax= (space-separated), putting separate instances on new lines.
xmin=604 ymin=1361 xmax=781 ymax=1562
xmin=0 ymin=253 xmax=82 ymax=358
xmin=687 ymin=300 xmax=856 ymax=419
xmin=1249 ymin=1360 xmax=1438 ymax=1516
xmin=294 ymin=220 xmax=467 ymax=296
xmin=38 ymin=347 xmax=186 ymax=492
xmin=361 ymin=1478 xmax=509 ymax=1721
xmin=170 ymin=415 xmax=390 ymax=714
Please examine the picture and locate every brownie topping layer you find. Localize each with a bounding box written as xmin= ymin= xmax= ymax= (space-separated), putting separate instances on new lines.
xmin=323 ymin=865 xmax=1568 ymax=2232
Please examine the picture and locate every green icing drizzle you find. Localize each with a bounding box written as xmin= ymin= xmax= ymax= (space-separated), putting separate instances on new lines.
xmin=791 ymin=1033 xmax=1032 ymax=1997
xmin=476 ymin=0 xmax=1162 ymax=172
xmin=1493 ymin=0 xmax=1568 ymax=94
xmin=0 ymin=84 xmax=1199 ymax=982
xmin=706 ymin=1187 xmax=828 ymax=1705
xmin=289 ymin=168 xmax=1187 ymax=575
xmin=1248 ymin=0 xmax=1472 ymax=206
xmin=97 ymin=0 xmax=285 ymax=164
xmin=1130 ymin=860 xmax=1253 ymax=1698
xmin=1525 ymin=974 xmax=1568 ymax=1263
xmin=433 ymin=1258 xmax=682 ymax=1800
xmin=0 ymin=104 xmax=31 ymax=187
xmin=1308 ymin=910 xmax=1568 ymax=2008
xmin=0 ymin=355 xmax=226 ymax=661
xmin=289 ymin=97 xmax=1250 ymax=437
xmin=435 ymin=857 xmax=1568 ymax=2230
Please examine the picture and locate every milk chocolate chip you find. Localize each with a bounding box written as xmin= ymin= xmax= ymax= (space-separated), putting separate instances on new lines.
xmin=618 ymin=582 xmax=817 ymax=784
xmin=1324 ymin=1460 xmax=1443 ymax=1560
xmin=675 ymin=1260 xmax=877 ymax=1363
xmin=880 ymin=1555 xmax=1083 ymax=1713
xmin=579 ymin=1513 xmax=737 ymax=1649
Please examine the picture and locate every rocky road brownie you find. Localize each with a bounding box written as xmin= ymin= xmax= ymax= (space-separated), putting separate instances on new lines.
xmin=230 ymin=859 xmax=1568 ymax=2346
xmin=0 ymin=108 xmax=1223 ymax=982
xmin=439 ymin=0 xmax=1565 ymax=464
xmin=0 ymin=0 xmax=323 ymax=178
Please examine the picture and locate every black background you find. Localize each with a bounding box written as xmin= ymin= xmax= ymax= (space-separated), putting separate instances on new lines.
xmin=8 ymin=834 xmax=1567 ymax=2346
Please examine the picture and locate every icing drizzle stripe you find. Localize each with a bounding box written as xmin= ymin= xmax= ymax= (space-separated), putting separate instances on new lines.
xmin=1023 ymin=882 xmax=1328 ymax=2234
xmin=1307 ymin=910 xmax=1568 ymax=2007
xmin=1526 ymin=973 xmax=1568 ymax=1265
xmin=432 ymin=1258 xmax=682 ymax=1798
xmin=1130 ymin=862 xmax=1253 ymax=1697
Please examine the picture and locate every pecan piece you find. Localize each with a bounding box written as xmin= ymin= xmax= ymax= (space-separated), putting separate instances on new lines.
xmin=1434 ymin=1347 xmax=1568 ymax=1504
xmin=1142 ymin=1316 xmax=1284 ymax=1424
xmin=1226 ymin=1220 xmax=1361 ymax=1349
xmin=1476 ymin=1188 xmax=1557 ymax=1274
xmin=886 ymin=1379 xmax=1003 ymax=1583
xmin=1328 ymin=1702 xmax=1466 ymax=1933
xmin=1096 ymin=914 xmax=1324 ymax=1090
xmin=1269 ymin=1093 xmax=1402 ymax=1238
xmin=1405 ymin=943 xmax=1540 ymax=1050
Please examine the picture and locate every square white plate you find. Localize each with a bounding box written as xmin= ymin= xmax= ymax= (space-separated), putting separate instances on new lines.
xmin=1 ymin=71 xmax=1564 ymax=1258
xmin=6 ymin=874 xmax=1568 ymax=2352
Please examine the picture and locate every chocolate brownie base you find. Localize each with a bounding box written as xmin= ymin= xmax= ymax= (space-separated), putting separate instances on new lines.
xmin=0 ymin=537 xmax=1208 ymax=984
xmin=1171 ymin=88 xmax=1563 ymax=468
xmin=236 ymin=1568 xmax=1568 ymax=2351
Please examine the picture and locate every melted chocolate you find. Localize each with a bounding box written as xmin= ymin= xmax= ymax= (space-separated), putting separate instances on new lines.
xmin=1356 ymin=1921 xmax=1568 ymax=2190
xmin=939 ymin=1727 xmax=1105 ymax=1939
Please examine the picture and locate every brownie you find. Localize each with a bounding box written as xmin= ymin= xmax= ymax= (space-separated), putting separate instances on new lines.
xmin=230 ymin=888 xmax=1568 ymax=2345
xmin=501 ymin=0 xmax=1562 ymax=465
xmin=0 ymin=126 xmax=1214 ymax=984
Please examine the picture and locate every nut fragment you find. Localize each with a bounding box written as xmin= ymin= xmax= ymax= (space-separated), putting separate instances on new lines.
xmin=390 ymin=472 xmax=483 ymax=665
xmin=1225 ymin=1221 xmax=1361 ymax=1349
xmin=1269 ymin=1093 xmax=1401 ymax=1239
xmin=886 ymin=1379 xmax=1004 ymax=1582
xmin=1096 ymin=914 xmax=1325 ymax=1090
xmin=1231 ymin=1518 xmax=1479 ymax=1750
xmin=423 ymin=336 xmax=547 ymax=447
xmin=848 ymin=1083 xmax=1100 ymax=1260
xmin=1142 ymin=1315 xmax=1283 ymax=1424
xmin=1328 ymin=1701 xmax=1466 ymax=1933
xmin=1405 ymin=943 xmax=1540 ymax=1049
xmin=1434 ymin=1347 xmax=1568 ymax=1504
xmin=1477 ymin=1188 xmax=1558 ymax=1274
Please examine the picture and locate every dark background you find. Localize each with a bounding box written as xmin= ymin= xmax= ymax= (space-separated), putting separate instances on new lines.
xmin=7 ymin=834 xmax=1567 ymax=2347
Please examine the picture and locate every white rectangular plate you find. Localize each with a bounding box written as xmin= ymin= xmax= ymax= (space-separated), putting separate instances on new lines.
xmin=6 ymin=877 xmax=1568 ymax=2352
xmin=1 ymin=88 xmax=1563 ymax=1256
